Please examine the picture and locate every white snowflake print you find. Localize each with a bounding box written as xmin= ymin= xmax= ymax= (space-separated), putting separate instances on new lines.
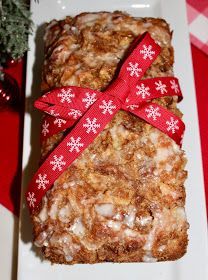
xmin=50 ymin=155 xmax=66 ymax=171
xmin=126 ymin=104 xmax=139 ymax=111
xmin=68 ymin=109 xmax=82 ymax=120
xmin=82 ymin=92 xmax=97 ymax=108
xmin=170 ymin=79 xmax=179 ymax=93
xmin=50 ymin=109 xmax=59 ymax=117
xmin=67 ymin=137 xmax=84 ymax=153
xmin=136 ymin=83 xmax=150 ymax=99
xmin=145 ymin=105 xmax=161 ymax=121
xmin=35 ymin=174 xmax=49 ymax=190
xmin=125 ymin=98 xmax=139 ymax=110
xmin=155 ymin=80 xmax=167 ymax=94
xmin=27 ymin=192 xmax=36 ymax=208
xmin=83 ymin=118 xmax=100 ymax=134
xmin=54 ymin=118 xmax=67 ymax=128
xmin=127 ymin=62 xmax=142 ymax=77
xmin=140 ymin=44 xmax=155 ymax=60
xmin=42 ymin=120 xmax=49 ymax=136
xmin=57 ymin=88 xmax=75 ymax=103
xmin=99 ymin=100 xmax=117 ymax=115
xmin=166 ymin=117 xmax=179 ymax=134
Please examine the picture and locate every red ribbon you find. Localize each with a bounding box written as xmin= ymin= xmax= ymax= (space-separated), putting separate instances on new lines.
xmin=26 ymin=32 xmax=185 ymax=211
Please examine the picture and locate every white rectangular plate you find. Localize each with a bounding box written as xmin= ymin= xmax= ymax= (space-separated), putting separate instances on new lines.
xmin=18 ymin=0 xmax=208 ymax=279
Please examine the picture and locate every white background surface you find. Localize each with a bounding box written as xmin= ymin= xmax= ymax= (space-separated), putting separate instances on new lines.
xmin=0 ymin=205 xmax=18 ymax=280
xmin=15 ymin=0 xmax=208 ymax=279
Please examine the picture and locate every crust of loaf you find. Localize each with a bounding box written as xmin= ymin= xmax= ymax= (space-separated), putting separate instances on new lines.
xmin=32 ymin=11 xmax=189 ymax=265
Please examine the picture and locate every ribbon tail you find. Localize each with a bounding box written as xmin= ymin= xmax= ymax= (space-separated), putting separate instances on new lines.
xmin=26 ymin=95 xmax=121 ymax=212
xmin=128 ymin=77 xmax=183 ymax=103
xmin=127 ymin=102 xmax=185 ymax=146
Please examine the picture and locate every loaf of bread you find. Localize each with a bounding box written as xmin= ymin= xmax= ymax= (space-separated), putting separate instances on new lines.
xmin=32 ymin=11 xmax=188 ymax=264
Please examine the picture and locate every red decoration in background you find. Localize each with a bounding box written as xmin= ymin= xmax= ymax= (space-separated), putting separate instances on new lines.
xmin=26 ymin=33 xmax=185 ymax=212
xmin=0 ymin=72 xmax=20 ymax=109
xmin=0 ymin=60 xmax=24 ymax=216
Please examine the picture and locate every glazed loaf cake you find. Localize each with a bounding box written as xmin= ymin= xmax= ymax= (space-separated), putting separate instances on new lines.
xmin=32 ymin=11 xmax=188 ymax=264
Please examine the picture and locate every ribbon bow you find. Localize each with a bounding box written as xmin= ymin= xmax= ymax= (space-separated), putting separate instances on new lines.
xmin=26 ymin=32 xmax=185 ymax=211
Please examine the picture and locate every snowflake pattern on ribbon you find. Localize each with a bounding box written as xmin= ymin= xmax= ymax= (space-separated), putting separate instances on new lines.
xmin=136 ymin=83 xmax=151 ymax=99
xmin=82 ymin=92 xmax=97 ymax=108
xmin=35 ymin=174 xmax=49 ymax=190
xmin=54 ymin=118 xmax=67 ymax=128
xmin=83 ymin=118 xmax=100 ymax=134
xmin=126 ymin=104 xmax=139 ymax=111
xmin=127 ymin=62 xmax=142 ymax=77
xmin=140 ymin=44 xmax=155 ymax=60
xmin=145 ymin=105 xmax=161 ymax=121
xmin=68 ymin=109 xmax=82 ymax=120
xmin=99 ymin=100 xmax=117 ymax=115
xmin=27 ymin=192 xmax=36 ymax=208
xmin=166 ymin=117 xmax=179 ymax=134
xmin=67 ymin=137 xmax=84 ymax=153
xmin=42 ymin=120 xmax=49 ymax=136
xmin=57 ymin=88 xmax=75 ymax=103
xmin=50 ymin=155 xmax=66 ymax=171
xmin=170 ymin=80 xmax=179 ymax=93
xmin=50 ymin=109 xmax=59 ymax=117
xmin=155 ymin=80 xmax=167 ymax=94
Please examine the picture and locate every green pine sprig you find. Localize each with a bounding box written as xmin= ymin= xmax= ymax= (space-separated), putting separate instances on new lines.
xmin=0 ymin=0 xmax=33 ymax=66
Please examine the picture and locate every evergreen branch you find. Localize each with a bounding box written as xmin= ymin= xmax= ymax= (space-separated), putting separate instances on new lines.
xmin=0 ymin=0 xmax=33 ymax=66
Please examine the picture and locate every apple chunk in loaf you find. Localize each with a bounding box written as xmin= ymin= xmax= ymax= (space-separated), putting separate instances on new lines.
xmin=32 ymin=11 xmax=189 ymax=264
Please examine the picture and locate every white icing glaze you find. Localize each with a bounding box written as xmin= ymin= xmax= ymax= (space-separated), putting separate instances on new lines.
xmin=113 ymin=212 xmax=122 ymax=221
xmin=149 ymin=130 xmax=159 ymax=143
xmin=143 ymin=207 xmax=186 ymax=258
xmin=136 ymin=153 xmax=142 ymax=160
xmin=95 ymin=203 xmax=114 ymax=217
xmin=143 ymin=22 xmax=153 ymax=28
xmin=137 ymin=216 xmax=152 ymax=227
xmin=71 ymin=26 xmax=78 ymax=33
xmin=124 ymin=206 xmax=136 ymax=228
xmin=107 ymin=220 xmax=121 ymax=231
xmin=158 ymin=245 xmax=166 ymax=252
xmin=63 ymin=24 xmax=70 ymax=31
xmin=50 ymin=233 xmax=80 ymax=262
xmin=154 ymin=147 xmax=173 ymax=163
xmin=65 ymin=254 xmax=73 ymax=262
xmin=124 ymin=229 xmax=138 ymax=237
xmin=77 ymin=13 xmax=101 ymax=27
xmin=80 ymin=240 xmax=98 ymax=251
xmin=38 ymin=199 xmax=48 ymax=222
xmin=160 ymin=184 xmax=178 ymax=199
xmin=174 ymin=207 xmax=186 ymax=220
xmin=43 ymin=240 xmax=49 ymax=247
xmin=63 ymin=242 xmax=80 ymax=262
xmin=142 ymin=252 xmax=157 ymax=262
xmin=48 ymin=197 xmax=60 ymax=219
xmin=143 ymin=227 xmax=156 ymax=251
xmin=63 ymin=181 xmax=77 ymax=189
xmin=34 ymin=231 xmax=48 ymax=247
xmin=58 ymin=204 xmax=71 ymax=223
xmin=70 ymin=218 xmax=85 ymax=236
xmin=110 ymin=125 xmax=129 ymax=149
xmin=165 ymin=163 xmax=173 ymax=171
